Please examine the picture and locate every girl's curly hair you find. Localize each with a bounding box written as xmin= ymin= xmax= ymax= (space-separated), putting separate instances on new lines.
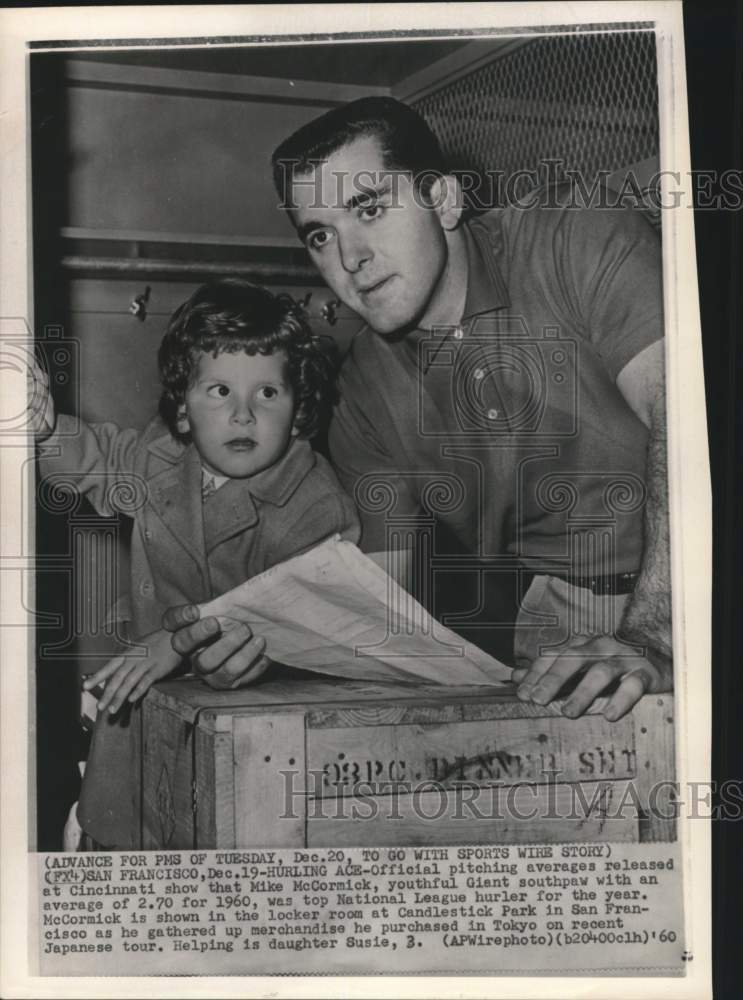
xmin=158 ymin=279 xmax=338 ymax=442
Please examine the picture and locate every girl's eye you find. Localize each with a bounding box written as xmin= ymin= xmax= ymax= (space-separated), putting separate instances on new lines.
xmin=206 ymin=384 xmax=230 ymax=398
xmin=257 ymin=386 xmax=278 ymax=400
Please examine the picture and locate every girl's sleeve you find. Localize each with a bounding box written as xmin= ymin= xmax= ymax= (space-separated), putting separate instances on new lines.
xmin=37 ymin=413 xmax=146 ymax=517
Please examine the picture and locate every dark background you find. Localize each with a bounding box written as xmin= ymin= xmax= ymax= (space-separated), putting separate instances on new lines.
xmin=684 ymin=3 xmax=743 ymax=997
xmin=683 ymin=3 xmax=743 ymax=999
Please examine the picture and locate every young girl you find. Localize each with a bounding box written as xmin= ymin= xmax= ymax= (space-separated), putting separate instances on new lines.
xmin=32 ymin=278 xmax=359 ymax=846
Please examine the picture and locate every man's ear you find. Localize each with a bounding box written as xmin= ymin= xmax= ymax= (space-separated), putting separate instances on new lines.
xmin=430 ymin=174 xmax=464 ymax=232
xmin=176 ymin=405 xmax=190 ymax=435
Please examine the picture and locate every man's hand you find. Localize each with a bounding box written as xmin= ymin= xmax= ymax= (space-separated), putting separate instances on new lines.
xmin=162 ymin=604 xmax=271 ymax=690
xmin=511 ymin=634 xmax=673 ymax=721
xmin=82 ymin=628 xmax=181 ymax=715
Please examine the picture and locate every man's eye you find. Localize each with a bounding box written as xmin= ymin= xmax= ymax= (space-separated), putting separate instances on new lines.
xmin=257 ymin=386 xmax=278 ymax=400
xmin=359 ymin=203 xmax=384 ymax=222
xmin=308 ymin=230 xmax=333 ymax=251
xmin=206 ymin=384 xmax=230 ymax=398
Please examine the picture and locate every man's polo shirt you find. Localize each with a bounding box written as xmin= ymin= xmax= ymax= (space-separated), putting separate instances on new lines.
xmin=328 ymin=200 xmax=663 ymax=582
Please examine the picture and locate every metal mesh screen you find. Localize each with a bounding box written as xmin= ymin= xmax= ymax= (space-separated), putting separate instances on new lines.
xmin=414 ymin=30 xmax=659 ymax=202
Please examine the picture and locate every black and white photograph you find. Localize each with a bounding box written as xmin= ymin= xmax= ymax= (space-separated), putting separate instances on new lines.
xmin=0 ymin=2 xmax=716 ymax=995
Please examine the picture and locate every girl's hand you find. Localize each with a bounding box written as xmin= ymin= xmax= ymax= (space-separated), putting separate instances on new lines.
xmin=82 ymin=628 xmax=182 ymax=715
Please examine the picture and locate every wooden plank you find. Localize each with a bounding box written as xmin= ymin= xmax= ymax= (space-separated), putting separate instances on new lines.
xmin=61 ymin=225 xmax=300 ymax=248
xmin=64 ymin=58 xmax=389 ymax=105
xmin=148 ymin=675 xmax=651 ymax=731
xmin=307 ymin=714 xmax=636 ymax=797
xmin=213 ymin=731 xmax=238 ymax=849
xmin=307 ymin=781 xmax=639 ymax=847
xmin=148 ymin=675 xmax=551 ymax=727
xmin=306 ymin=697 xmax=570 ymax=729
xmin=632 ymin=694 xmax=676 ymax=842
xmin=193 ymin=727 xmax=215 ymax=846
xmin=193 ymin=728 xmax=237 ymax=848
xmin=233 ymin=713 xmax=307 ymax=847
xmin=141 ymin=701 xmax=195 ymax=849
xmin=158 ymin=688 xmax=560 ymax=730
xmin=61 ymin=255 xmax=321 ymax=284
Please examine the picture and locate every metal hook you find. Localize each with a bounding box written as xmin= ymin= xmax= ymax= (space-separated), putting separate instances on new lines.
xmin=321 ymin=297 xmax=342 ymax=326
xmin=129 ymin=286 xmax=151 ymax=322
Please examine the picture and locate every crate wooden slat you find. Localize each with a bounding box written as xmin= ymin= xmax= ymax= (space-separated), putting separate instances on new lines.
xmin=305 ymin=781 xmax=640 ymax=847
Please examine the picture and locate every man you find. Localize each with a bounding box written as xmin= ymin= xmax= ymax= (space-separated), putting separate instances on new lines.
xmin=168 ymin=97 xmax=672 ymax=720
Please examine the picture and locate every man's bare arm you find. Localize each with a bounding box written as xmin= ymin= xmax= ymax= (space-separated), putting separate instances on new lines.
xmin=513 ymin=340 xmax=673 ymax=719
xmin=615 ymin=343 xmax=672 ymax=657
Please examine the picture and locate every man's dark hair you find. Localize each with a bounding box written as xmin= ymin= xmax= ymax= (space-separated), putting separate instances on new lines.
xmin=158 ymin=278 xmax=337 ymax=442
xmin=271 ymin=96 xmax=447 ymax=209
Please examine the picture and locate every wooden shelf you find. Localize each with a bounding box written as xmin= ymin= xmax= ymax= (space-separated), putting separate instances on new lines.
xmin=58 ymin=228 xmax=322 ymax=285
xmin=60 ymin=255 xmax=322 ymax=284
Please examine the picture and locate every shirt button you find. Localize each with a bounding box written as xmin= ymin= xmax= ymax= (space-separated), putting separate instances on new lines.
xmin=453 ymin=326 xmax=464 ymax=340
xmin=473 ymin=368 xmax=485 ymax=381
xmin=144 ymin=529 xmax=152 ymax=540
xmin=487 ymin=408 xmax=499 ymax=420
xmin=139 ymin=580 xmax=154 ymax=596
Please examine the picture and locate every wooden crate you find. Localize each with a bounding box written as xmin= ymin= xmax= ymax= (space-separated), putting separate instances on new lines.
xmin=141 ymin=670 xmax=676 ymax=849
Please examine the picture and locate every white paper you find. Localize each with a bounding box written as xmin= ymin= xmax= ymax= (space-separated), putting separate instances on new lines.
xmin=200 ymin=536 xmax=512 ymax=685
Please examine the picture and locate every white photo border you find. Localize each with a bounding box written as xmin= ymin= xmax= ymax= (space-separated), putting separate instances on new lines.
xmin=0 ymin=3 xmax=710 ymax=998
